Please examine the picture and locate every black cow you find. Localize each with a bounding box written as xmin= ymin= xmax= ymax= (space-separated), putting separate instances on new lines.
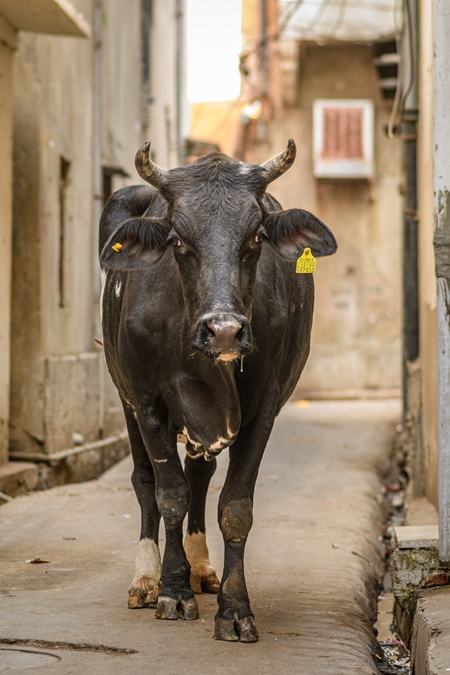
xmin=99 ymin=139 xmax=337 ymax=642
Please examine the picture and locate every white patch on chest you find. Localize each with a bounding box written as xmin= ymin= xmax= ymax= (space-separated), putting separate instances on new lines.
xmin=209 ymin=435 xmax=233 ymax=452
xmin=181 ymin=425 xmax=236 ymax=454
xmin=182 ymin=426 xmax=202 ymax=451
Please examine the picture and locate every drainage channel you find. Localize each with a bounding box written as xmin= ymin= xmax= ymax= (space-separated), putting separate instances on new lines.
xmin=373 ymin=427 xmax=410 ymax=674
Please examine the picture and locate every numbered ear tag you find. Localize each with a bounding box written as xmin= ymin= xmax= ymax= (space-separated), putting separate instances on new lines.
xmin=112 ymin=242 xmax=123 ymax=253
xmin=296 ymin=247 xmax=316 ymax=274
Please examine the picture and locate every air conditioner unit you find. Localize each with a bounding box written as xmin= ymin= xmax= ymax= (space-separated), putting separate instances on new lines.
xmin=313 ymin=99 xmax=374 ymax=179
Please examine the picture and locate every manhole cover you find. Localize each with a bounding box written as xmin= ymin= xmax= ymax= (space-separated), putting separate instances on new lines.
xmin=0 ymin=647 xmax=61 ymax=670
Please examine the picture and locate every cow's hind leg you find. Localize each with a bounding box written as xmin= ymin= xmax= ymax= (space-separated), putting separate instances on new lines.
xmin=184 ymin=454 xmax=220 ymax=594
xmin=123 ymin=404 xmax=162 ymax=608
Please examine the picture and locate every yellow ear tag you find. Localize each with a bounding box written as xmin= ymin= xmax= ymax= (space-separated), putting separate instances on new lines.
xmin=112 ymin=242 xmax=122 ymax=253
xmin=296 ymin=247 xmax=316 ymax=274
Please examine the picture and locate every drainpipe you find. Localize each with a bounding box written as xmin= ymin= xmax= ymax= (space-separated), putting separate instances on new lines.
xmin=175 ymin=0 xmax=184 ymax=165
xmin=93 ymin=0 xmax=103 ymax=286
xmin=434 ymin=0 xmax=450 ymax=563
xmin=260 ymin=0 xmax=268 ymax=97
xmin=93 ymin=0 xmax=104 ymax=436
xmin=401 ymin=0 xmax=419 ymax=415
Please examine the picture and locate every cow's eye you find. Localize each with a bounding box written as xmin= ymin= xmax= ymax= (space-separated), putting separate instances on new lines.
xmin=168 ymin=232 xmax=183 ymax=248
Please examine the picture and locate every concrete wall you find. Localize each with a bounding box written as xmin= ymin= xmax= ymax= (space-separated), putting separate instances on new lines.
xmin=8 ymin=0 xmax=185 ymax=483
xmin=251 ymin=42 xmax=403 ymax=396
xmin=10 ymin=1 xmax=100 ymax=459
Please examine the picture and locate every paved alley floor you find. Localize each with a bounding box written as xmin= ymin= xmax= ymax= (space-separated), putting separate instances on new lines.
xmin=0 ymin=399 xmax=400 ymax=674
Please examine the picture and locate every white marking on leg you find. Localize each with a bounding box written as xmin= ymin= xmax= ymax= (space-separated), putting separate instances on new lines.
xmin=154 ymin=458 xmax=167 ymax=463
xmin=184 ymin=532 xmax=215 ymax=576
xmin=130 ymin=538 xmax=161 ymax=587
xmin=115 ymin=279 xmax=122 ymax=298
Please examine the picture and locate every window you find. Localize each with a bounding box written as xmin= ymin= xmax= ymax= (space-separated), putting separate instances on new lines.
xmin=313 ymin=99 xmax=374 ymax=179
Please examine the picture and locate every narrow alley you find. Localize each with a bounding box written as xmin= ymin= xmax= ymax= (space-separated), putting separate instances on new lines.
xmin=1 ymin=399 xmax=399 ymax=674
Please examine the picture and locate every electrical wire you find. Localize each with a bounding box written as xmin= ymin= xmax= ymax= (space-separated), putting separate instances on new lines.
xmin=400 ymin=0 xmax=416 ymax=111
xmin=387 ymin=0 xmax=404 ymax=139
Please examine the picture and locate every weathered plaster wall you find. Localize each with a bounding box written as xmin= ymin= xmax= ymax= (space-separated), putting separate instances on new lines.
xmin=9 ymin=0 xmax=148 ymax=464
xmin=10 ymin=15 xmax=96 ymax=456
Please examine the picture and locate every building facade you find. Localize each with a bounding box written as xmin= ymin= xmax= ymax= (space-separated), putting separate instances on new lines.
xmin=1 ymin=0 xmax=188 ymax=495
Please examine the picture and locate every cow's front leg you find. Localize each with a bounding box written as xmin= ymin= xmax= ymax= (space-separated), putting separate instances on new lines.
xmin=214 ymin=419 xmax=273 ymax=643
xmin=145 ymin=437 xmax=198 ymax=620
xmin=184 ymin=454 xmax=220 ymax=594
xmin=215 ymin=494 xmax=257 ymax=642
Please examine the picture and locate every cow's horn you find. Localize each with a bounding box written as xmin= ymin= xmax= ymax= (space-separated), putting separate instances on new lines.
xmin=135 ymin=140 xmax=168 ymax=189
xmin=260 ymin=139 xmax=296 ymax=184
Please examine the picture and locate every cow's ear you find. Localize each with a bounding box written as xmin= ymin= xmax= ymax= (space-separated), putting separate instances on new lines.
xmin=100 ymin=217 xmax=170 ymax=270
xmin=263 ymin=209 xmax=337 ymax=260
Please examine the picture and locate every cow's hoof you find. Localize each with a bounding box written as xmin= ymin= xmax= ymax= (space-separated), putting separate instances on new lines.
xmin=155 ymin=594 xmax=199 ymax=621
xmin=190 ymin=568 xmax=220 ymax=594
xmin=128 ymin=577 xmax=161 ymax=608
xmin=213 ymin=614 xmax=259 ymax=643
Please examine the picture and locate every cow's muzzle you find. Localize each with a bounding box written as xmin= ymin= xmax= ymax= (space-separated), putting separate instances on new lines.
xmin=193 ymin=313 xmax=251 ymax=360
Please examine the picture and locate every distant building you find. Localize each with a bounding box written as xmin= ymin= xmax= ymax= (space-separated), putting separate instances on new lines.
xmin=190 ymin=0 xmax=403 ymax=399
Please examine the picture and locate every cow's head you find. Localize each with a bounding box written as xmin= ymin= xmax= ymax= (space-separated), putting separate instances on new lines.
xmin=100 ymin=140 xmax=337 ymax=362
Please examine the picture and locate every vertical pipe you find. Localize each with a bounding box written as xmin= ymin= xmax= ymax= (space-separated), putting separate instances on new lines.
xmin=260 ymin=0 xmax=268 ymax=96
xmin=434 ymin=0 xmax=450 ymax=562
xmin=93 ymin=0 xmax=104 ymax=437
xmin=93 ymin=0 xmax=103 ymax=286
xmin=401 ymin=0 xmax=419 ymax=418
xmin=175 ymin=0 xmax=184 ymax=165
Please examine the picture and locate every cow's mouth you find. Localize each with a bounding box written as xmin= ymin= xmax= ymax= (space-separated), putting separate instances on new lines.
xmin=215 ymin=352 xmax=240 ymax=363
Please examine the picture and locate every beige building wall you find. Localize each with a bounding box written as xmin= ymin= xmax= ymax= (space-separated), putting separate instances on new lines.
xmin=266 ymin=43 xmax=402 ymax=396
xmin=10 ymin=1 xmax=99 ymax=458
xmin=8 ymin=0 xmax=185 ymax=484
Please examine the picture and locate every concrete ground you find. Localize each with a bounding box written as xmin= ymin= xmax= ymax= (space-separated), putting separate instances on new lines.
xmin=0 ymin=399 xmax=400 ymax=675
